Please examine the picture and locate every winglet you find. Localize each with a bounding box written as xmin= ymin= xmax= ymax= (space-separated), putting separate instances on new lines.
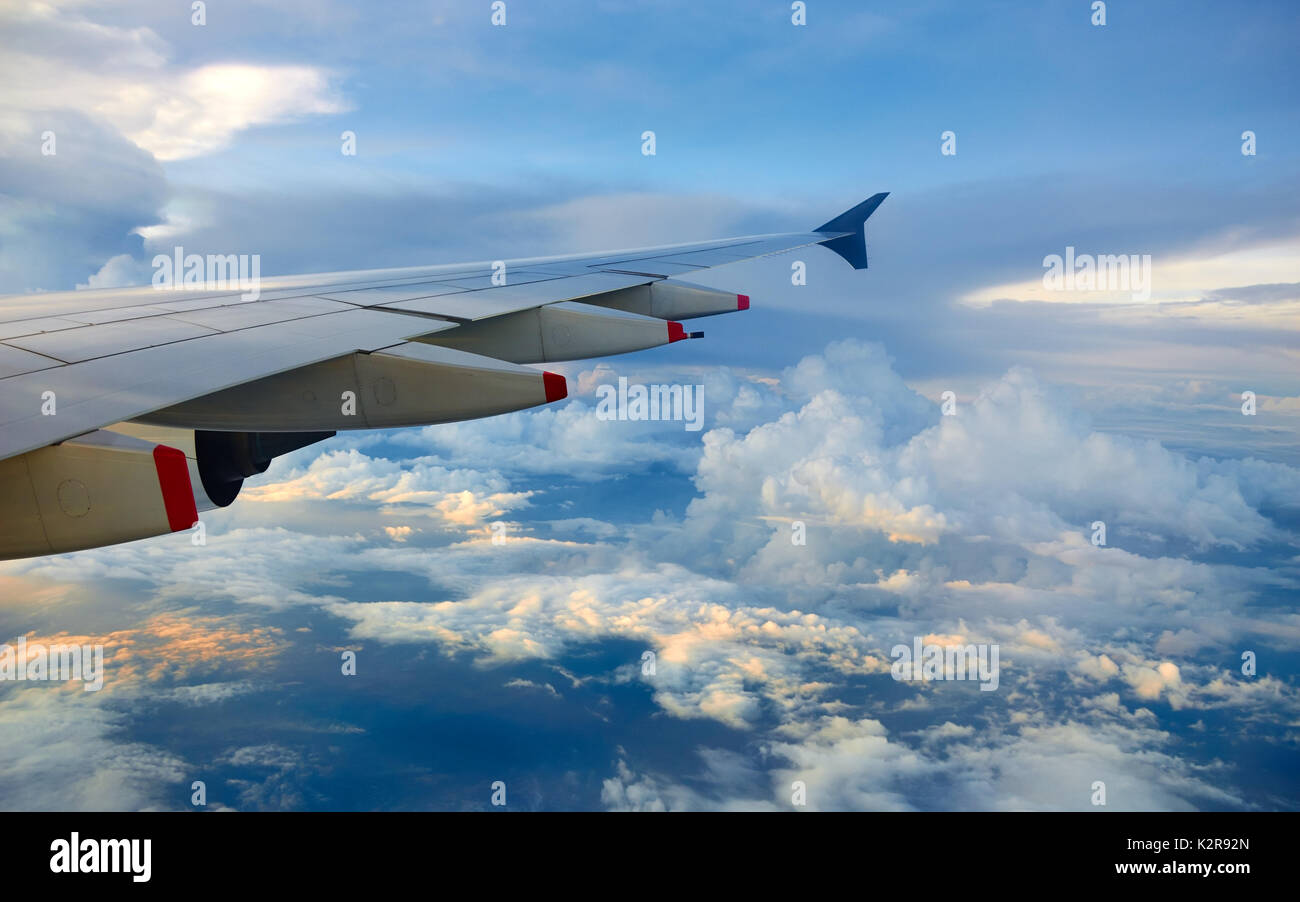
xmin=814 ymin=192 xmax=889 ymax=270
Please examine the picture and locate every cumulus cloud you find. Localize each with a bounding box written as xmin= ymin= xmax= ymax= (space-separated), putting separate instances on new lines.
xmin=3 ymin=338 xmax=1296 ymax=810
xmin=0 ymin=690 xmax=188 ymax=810
xmin=0 ymin=609 xmax=286 ymax=809
xmin=762 ymin=716 xmax=1242 ymax=811
xmin=604 ymin=713 xmax=1243 ymax=811
xmin=244 ymin=449 xmax=533 ymax=525
xmin=0 ymin=4 xmax=348 ymax=161
xmin=324 ymin=565 xmax=884 ymax=730
xmin=0 ymin=1 xmax=349 ymax=292
xmin=689 ymin=343 xmax=1280 ymax=565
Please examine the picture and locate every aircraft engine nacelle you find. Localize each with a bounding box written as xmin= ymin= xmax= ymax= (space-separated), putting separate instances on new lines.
xmin=135 ymin=342 xmax=567 ymax=432
xmin=587 ymin=279 xmax=748 ymax=320
xmin=0 ymin=429 xmax=207 ymax=560
xmin=0 ymin=426 xmax=333 ymax=559
xmin=192 ymin=429 xmax=335 ymax=507
xmin=417 ymin=301 xmax=696 ymax=363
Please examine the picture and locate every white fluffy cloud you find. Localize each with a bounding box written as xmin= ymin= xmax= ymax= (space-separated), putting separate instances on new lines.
xmin=0 ymin=690 xmax=188 ymax=810
xmin=244 ymin=449 xmax=533 ymax=526
xmin=686 ymin=343 xmax=1282 ymax=573
xmin=3 ymin=338 xmax=1295 ymax=810
xmin=0 ymin=3 xmax=347 ymax=161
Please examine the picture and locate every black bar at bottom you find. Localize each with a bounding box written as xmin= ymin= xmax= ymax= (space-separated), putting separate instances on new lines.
xmin=5 ymin=811 xmax=1281 ymax=888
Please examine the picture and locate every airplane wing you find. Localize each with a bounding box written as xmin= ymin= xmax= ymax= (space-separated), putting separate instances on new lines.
xmin=0 ymin=193 xmax=887 ymax=559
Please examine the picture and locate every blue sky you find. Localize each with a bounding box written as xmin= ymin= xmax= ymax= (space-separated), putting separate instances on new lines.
xmin=0 ymin=0 xmax=1297 ymax=810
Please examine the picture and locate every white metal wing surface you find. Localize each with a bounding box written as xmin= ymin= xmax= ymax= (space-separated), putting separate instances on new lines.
xmin=0 ymin=194 xmax=887 ymax=558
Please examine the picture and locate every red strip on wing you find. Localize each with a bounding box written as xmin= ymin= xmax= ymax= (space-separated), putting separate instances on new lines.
xmin=153 ymin=445 xmax=198 ymax=532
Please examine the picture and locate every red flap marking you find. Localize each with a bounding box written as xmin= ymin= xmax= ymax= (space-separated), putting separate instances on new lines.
xmin=153 ymin=445 xmax=198 ymax=532
xmin=543 ymin=371 xmax=568 ymax=402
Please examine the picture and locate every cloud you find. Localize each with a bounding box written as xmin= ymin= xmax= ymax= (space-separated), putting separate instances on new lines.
xmin=244 ymin=449 xmax=533 ymax=526
xmin=124 ymin=63 xmax=347 ymax=161
xmin=0 ymin=110 xmax=166 ymax=293
xmin=7 ymin=612 xmax=286 ymax=690
xmin=963 ymin=240 xmax=1300 ymax=307
xmin=76 ymin=253 xmax=154 ymax=290
xmin=0 ymin=689 xmax=188 ymax=809
xmin=0 ymin=606 xmax=284 ymax=810
xmin=0 ymin=1 xmax=347 ymax=292
xmin=676 ymin=341 xmax=1288 ymax=606
xmin=324 ymin=564 xmax=884 ymax=730
xmin=0 ymin=5 xmax=348 ymax=161
xmin=217 ymin=742 xmax=319 ymax=810
xmin=3 ymin=337 xmax=1296 ymax=810
xmin=762 ymin=716 xmax=1242 ymax=811
xmin=504 ymin=678 xmax=561 ymax=698
xmin=604 ymin=714 xmax=1243 ymax=811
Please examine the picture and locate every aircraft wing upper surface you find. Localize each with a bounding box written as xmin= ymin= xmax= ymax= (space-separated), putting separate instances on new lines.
xmin=0 ymin=194 xmax=887 ymax=559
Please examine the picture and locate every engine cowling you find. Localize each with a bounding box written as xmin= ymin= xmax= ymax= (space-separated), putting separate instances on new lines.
xmin=193 ymin=430 xmax=334 ymax=507
xmin=0 ymin=425 xmax=332 ymax=560
xmin=0 ymin=429 xmax=202 ymax=559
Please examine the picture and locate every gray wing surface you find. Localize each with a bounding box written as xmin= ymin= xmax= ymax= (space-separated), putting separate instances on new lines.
xmin=0 ymin=195 xmax=887 ymax=461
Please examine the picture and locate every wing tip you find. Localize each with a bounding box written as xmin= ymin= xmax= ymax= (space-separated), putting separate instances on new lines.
xmin=814 ymin=192 xmax=889 ymax=270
